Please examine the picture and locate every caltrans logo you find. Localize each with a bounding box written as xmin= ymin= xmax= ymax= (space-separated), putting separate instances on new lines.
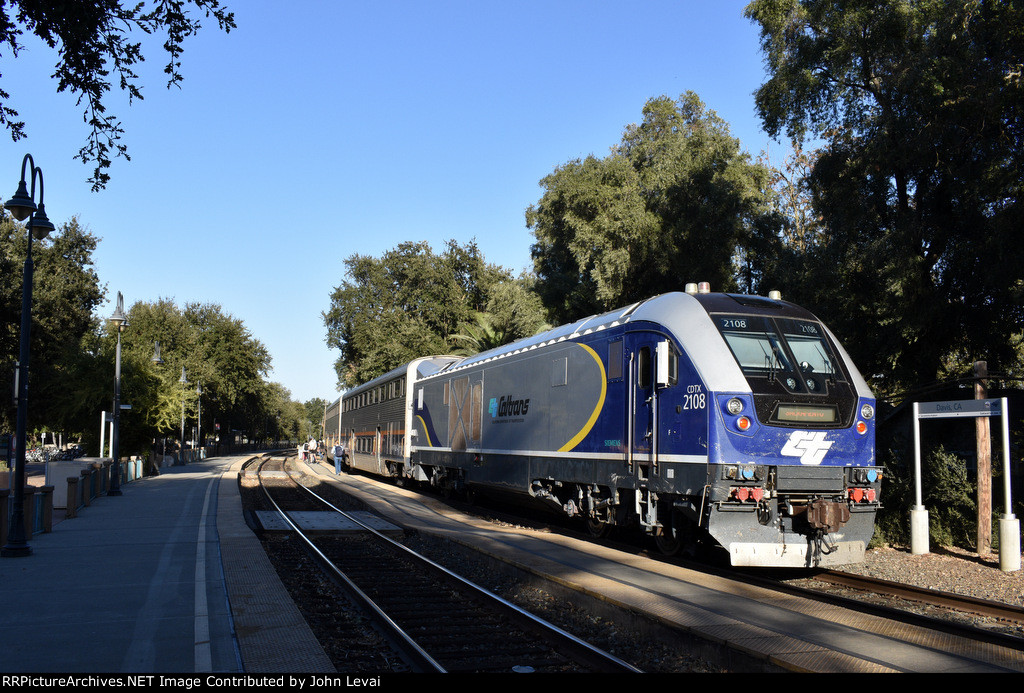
xmin=489 ymin=395 xmax=530 ymax=419
xmin=781 ymin=431 xmax=833 ymax=465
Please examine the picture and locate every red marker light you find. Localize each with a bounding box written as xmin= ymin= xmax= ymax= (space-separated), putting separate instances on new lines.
xmin=737 ymin=417 xmax=751 ymax=431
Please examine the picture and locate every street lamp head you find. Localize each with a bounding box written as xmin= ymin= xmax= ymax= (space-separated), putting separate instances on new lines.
xmin=109 ymin=292 xmax=129 ymax=332
xmin=5 ymin=178 xmax=35 ymax=221
xmin=28 ymin=202 xmax=55 ymax=240
xmin=152 ymin=341 xmax=164 ymax=365
xmin=180 ymin=367 xmax=188 ymax=385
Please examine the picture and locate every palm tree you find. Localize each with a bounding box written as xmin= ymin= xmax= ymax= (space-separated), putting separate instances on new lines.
xmin=451 ymin=313 xmax=509 ymax=356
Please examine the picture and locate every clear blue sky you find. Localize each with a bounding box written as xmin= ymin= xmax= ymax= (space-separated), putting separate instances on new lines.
xmin=0 ymin=1 xmax=777 ymax=404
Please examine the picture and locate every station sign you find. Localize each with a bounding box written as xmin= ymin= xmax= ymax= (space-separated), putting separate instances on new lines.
xmin=916 ymin=398 xmax=1003 ymax=419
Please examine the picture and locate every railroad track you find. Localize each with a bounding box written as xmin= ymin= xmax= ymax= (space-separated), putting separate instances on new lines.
xmin=248 ymin=455 xmax=642 ymax=674
xmin=813 ymin=569 xmax=1024 ymax=626
xmin=742 ymin=566 xmax=1024 ymax=652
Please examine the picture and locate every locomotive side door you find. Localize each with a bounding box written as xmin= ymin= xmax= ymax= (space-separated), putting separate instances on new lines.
xmin=627 ymin=331 xmax=676 ymax=529
xmin=627 ymin=332 xmax=659 ymax=478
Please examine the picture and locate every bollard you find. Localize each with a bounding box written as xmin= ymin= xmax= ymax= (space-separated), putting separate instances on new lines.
xmin=910 ymin=505 xmax=929 ymax=555
xmin=38 ymin=486 xmax=53 ymax=533
xmin=81 ymin=469 xmax=93 ymax=506
xmin=21 ymin=486 xmax=36 ymax=537
xmin=1000 ymin=515 xmax=1021 ymax=572
xmin=66 ymin=477 xmax=79 ymax=519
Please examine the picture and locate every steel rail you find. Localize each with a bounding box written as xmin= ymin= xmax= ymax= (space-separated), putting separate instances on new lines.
xmin=255 ymin=457 xmax=447 ymax=673
xmin=281 ymin=457 xmax=643 ymax=673
xmin=816 ymin=569 xmax=1024 ymax=625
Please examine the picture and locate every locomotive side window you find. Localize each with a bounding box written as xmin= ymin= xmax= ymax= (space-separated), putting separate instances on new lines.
xmin=638 ymin=346 xmax=652 ymax=389
xmin=608 ymin=340 xmax=623 ymax=380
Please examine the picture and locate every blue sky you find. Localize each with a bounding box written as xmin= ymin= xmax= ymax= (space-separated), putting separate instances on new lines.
xmin=0 ymin=1 xmax=777 ymax=404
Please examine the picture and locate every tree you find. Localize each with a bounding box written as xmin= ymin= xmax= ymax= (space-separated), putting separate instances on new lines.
xmin=745 ymin=0 xmax=1024 ymax=394
xmin=481 ymin=276 xmax=550 ymax=342
xmin=451 ymin=313 xmax=507 ymax=356
xmin=115 ymin=298 xmax=273 ymax=452
xmin=0 ymin=215 xmax=105 ymax=434
xmin=260 ymin=381 xmax=304 ymax=444
xmin=303 ymin=398 xmax=327 ymax=440
xmin=323 ymin=239 xmax=513 ymax=387
xmin=0 ymin=1 xmax=235 ymax=190
xmin=527 ymin=92 xmax=779 ymax=325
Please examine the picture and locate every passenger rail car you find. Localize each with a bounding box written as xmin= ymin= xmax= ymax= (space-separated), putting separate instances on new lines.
xmin=324 ymin=396 xmax=342 ymax=457
xmin=339 ymin=286 xmax=880 ymax=568
xmin=337 ymin=356 xmax=461 ymax=478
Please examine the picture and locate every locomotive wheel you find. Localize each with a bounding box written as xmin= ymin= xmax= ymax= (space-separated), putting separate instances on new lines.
xmin=584 ymin=517 xmax=610 ymax=538
xmin=654 ymin=530 xmax=682 ymax=556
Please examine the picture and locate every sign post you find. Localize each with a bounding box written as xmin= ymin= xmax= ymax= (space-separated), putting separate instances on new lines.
xmin=913 ymin=398 xmax=1019 ymax=572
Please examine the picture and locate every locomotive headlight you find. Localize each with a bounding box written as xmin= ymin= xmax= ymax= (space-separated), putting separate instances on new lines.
xmin=726 ymin=397 xmax=744 ymax=415
xmin=860 ymin=403 xmax=875 ymax=420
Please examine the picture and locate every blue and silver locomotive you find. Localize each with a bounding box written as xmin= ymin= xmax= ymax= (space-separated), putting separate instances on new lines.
xmin=332 ymin=285 xmax=880 ymax=568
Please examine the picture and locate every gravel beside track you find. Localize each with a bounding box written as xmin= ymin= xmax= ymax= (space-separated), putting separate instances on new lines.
xmin=790 ymin=544 xmax=1024 ymax=641
xmin=838 ymin=545 xmax=1024 ymax=607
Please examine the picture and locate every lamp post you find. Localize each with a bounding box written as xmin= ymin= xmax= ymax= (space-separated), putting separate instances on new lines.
xmin=151 ymin=342 xmax=164 ymax=461
xmin=196 ymin=382 xmax=202 ymax=456
xmin=108 ymin=292 xmax=128 ymax=496
xmin=179 ymin=367 xmax=188 ymax=464
xmin=2 ymin=154 xmax=55 ymax=558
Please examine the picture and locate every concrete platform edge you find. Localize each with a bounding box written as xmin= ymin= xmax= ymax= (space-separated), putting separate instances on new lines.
xmin=217 ymin=456 xmax=336 ymax=673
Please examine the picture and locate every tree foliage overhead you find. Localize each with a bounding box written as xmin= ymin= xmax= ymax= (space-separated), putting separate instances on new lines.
xmin=0 ymin=1 xmax=235 ymax=190
xmin=323 ymin=239 xmax=547 ymax=388
xmin=745 ymin=0 xmax=1024 ymax=395
xmin=527 ymin=91 xmax=779 ymax=325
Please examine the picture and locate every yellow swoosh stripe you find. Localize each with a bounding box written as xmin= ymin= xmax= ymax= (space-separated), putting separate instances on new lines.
xmin=559 ymin=343 xmax=607 ymax=452
xmin=416 ymin=415 xmax=433 ymax=447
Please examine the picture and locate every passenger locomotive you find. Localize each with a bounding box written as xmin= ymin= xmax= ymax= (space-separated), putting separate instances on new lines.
xmin=324 ymin=285 xmax=880 ymax=568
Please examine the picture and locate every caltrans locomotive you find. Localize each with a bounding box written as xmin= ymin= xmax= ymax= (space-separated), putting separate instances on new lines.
xmin=325 ymin=285 xmax=880 ymax=568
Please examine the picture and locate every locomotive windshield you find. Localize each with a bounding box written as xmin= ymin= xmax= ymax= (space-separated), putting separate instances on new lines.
xmin=714 ymin=314 xmax=845 ymax=395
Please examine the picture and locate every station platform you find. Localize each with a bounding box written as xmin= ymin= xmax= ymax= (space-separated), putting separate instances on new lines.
xmin=0 ymin=455 xmax=334 ymax=674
